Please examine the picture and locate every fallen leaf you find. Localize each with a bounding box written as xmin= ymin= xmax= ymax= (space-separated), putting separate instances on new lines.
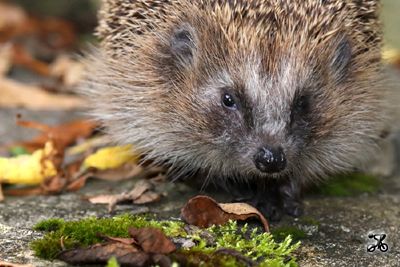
xmin=87 ymin=180 xmax=161 ymax=212
xmin=0 ymin=261 xmax=33 ymax=267
xmin=2 ymin=186 xmax=44 ymax=197
xmin=129 ymin=227 xmax=176 ymax=254
xmin=181 ymin=195 xmax=270 ymax=232
xmin=0 ymin=142 xmax=58 ymax=185
xmin=133 ymin=191 xmax=161 ymax=204
xmin=11 ymin=44 xmax=50 ymax=76
xmin=67 ymin=163 xmax=146 ymax=193
xmin=127 ymin=180 xmax=154 ymax=200
xmin=93 ymin=163 xmax=144 ymax=182
xmin=66 ymin=136 xmax=111 ymax=156
xmin=99 ymin=234 xmax=136 ymax=245
xmin=15 ymin=119 xmax=96 ymax=152
xmin=58 ymin=242 xmax=149 ymax=266
xmin=382 ymin=47 xmax=400 ymax=67
xmin=87 ymin=194 xmax=116 ymax=205
xmin=0 ymin=184 xmax=3 ymax=202
xmin=41 ymin=173 xmax=67 ymax=194
xmin=0 ymin=3 xmax=27 ymax=40
xmin=0 ymin=77 xmax=85 ymax=110
xmin=0 ymin=44 xmax=12 ymax=75
xmin=66 ymin=172 xmax=91 ymax=192
xmin=50 ymin=55 xmax=85 ymax=86
xmin=83 ymin=145 xmax=139 ymax=171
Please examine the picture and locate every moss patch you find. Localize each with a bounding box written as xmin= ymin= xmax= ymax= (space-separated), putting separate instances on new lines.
xmin=271 ymin=226 xmax=306 ymax=242
xmin=31 ymin=214 xmax=300 ymax=267
xmin=299 ymin=217 xmax=320 ymax=227
xmin=106 ymin=256 xmax=120 ymax=267
xmin=313 ymin=173 xmax=380 ymax=197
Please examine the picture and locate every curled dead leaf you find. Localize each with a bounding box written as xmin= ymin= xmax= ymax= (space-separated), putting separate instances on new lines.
xmin=0 ymin=184 xmax=3 ymax=202
xmin=58 ymin=242 xmax=149 ymax=266
xmin=129 ymin=227 xmax=176 ymax=254
xmin=181 ymin=195 xmax=270 ymax=232
xmin=14 ymin=119 xmax=96 ymax=152
xmin=87 ymin=179 xmax=161 ymax=212
xmin=50 ymin=55 xmax=85 ymax=87
xmin=0 ymin=78 xmax=85 ymax=110
xmin=0 ymin=261 xmax=33 ymax=267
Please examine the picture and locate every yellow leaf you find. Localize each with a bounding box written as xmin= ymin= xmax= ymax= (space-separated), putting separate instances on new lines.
xmin=382 ymin=47 xmax=400 ymax=64
xmin=83 ymin=145 xmax=139 ymax=170
xmin=0 ymin=142 xmax=57 ymax=185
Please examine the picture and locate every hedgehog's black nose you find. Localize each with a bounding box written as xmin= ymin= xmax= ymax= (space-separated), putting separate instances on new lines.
xmin=254 ymin=146 xmax=286 ymax=173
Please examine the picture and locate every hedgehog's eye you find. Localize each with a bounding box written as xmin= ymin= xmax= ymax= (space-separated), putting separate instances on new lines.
xmin=222 ymin=93 xmax=237 ymax=110
xmin=295 ymin=95 xmax=309 ymax=114
xmin=291 ymin=94 xmax=310 ymax=123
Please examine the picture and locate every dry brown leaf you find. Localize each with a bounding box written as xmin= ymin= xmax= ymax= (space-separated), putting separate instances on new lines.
xmin=15 ymin=119 xmax=97 ymax=152
xmin=50 ymin=55 xmax=85 ymax=86
xmin=2 ymin=120 xmax=96 ymax=197
xmin=134 ymin=191 xmax=161 ymax=204
xmin=129 ymin=227 xmax=176 ymax=254
xmin=181 ymin=195 xmax=270 ymax=232
xmin=0 ymin=77 xmax=85 ymax=110
xmin=3 ymin=186 xmax=44 ymax=197
xmin=0 ymin=184 xmax=4 ymax=202
xmin=87 ymin=194 xmax=116 ymax=205
xmin=0 ymin=2 xmax=76 ymax=48
xmin=0 ymin=44 xmax=12 ymax=75
xmin=87 ymin=180 xmax=161 ymax=212
xmin=66 ymin=172 xmax=91 ymax=192
xmin=67 ymin=163 xmax=145 ymax=193
xmin=98 ymin=234 xmax=136 ymax=245
xmin=0 ymin=261 xmax=33 ymax=267
xmin=93 ymin=164 xmax=144 ymax=181
xmin=58 ymin=242 xmax=148 ymax=266
xmin=0 ymin=3 xmax=27 ymax=35
xmin=11 ymin=44 xmax=50 ymax=76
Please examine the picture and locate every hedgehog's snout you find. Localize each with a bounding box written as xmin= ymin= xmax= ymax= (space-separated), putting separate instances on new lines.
xmin=253 ymin=145 xmax=287 ymax=174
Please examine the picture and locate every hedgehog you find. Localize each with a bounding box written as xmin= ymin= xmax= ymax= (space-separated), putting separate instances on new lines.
xmin=81 ymin=0 xmax=387 ymax=220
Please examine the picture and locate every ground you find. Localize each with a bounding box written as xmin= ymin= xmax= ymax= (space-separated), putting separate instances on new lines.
xmin=1 ymin=105 xmax=400 ymax=266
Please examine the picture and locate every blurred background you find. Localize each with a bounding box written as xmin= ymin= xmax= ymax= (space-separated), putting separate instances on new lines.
xmin=6 ymin=0 xmax=400 ymax=47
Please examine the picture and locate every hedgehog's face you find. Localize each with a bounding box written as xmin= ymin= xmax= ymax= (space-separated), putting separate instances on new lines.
xmin=187 ymin=59 xmax=318 ymax=179
xmin=152 ymin=20 xmax=384 ymax=181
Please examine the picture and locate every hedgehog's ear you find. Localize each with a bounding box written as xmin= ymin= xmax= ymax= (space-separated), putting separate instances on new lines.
xmin=169 ymin=23 xmax=197 ymax=68
xmin=330 ymin=37 xmax=352 ymax=82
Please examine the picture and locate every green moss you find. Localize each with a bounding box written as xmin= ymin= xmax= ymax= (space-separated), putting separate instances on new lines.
xmin=33 ymin=218 xmax=65 ymax=232
xmin=299 ymin=216 xmax=320 ymax=226
xmin=30 ymin=232 xmax=80 ymax=260
xmin=9 ymin=146 xmax=29 ymax=156
xmin=314 ymin=173 xmax=380 ymax=197
xmin=31 ymin=214 xmax=185 ymax=259
xmin=106 ymin=256 xmax=120 ymax=267
xmin=31 ymin=215 xmax=300 ymax=267
xmin=208 ymin=221 xmax=299 ymax=265
xmin=172 ymin=251 xmax=246 ymax=267
xmin=271 ymin=226 xmax=306 ymax=243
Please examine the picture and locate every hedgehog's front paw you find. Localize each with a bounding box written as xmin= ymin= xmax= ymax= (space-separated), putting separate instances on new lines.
xmin=282 ymin=198 xmax=303 ymax=217
xmin=256 ymin=200 xmax=284 ymax=222
xmin=279 ymin=179 xmax=303 ymax=217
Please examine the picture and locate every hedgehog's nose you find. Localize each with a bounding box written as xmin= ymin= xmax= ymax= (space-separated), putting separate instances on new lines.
xmin=253 ymin=146 xmax=286 ymax=173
